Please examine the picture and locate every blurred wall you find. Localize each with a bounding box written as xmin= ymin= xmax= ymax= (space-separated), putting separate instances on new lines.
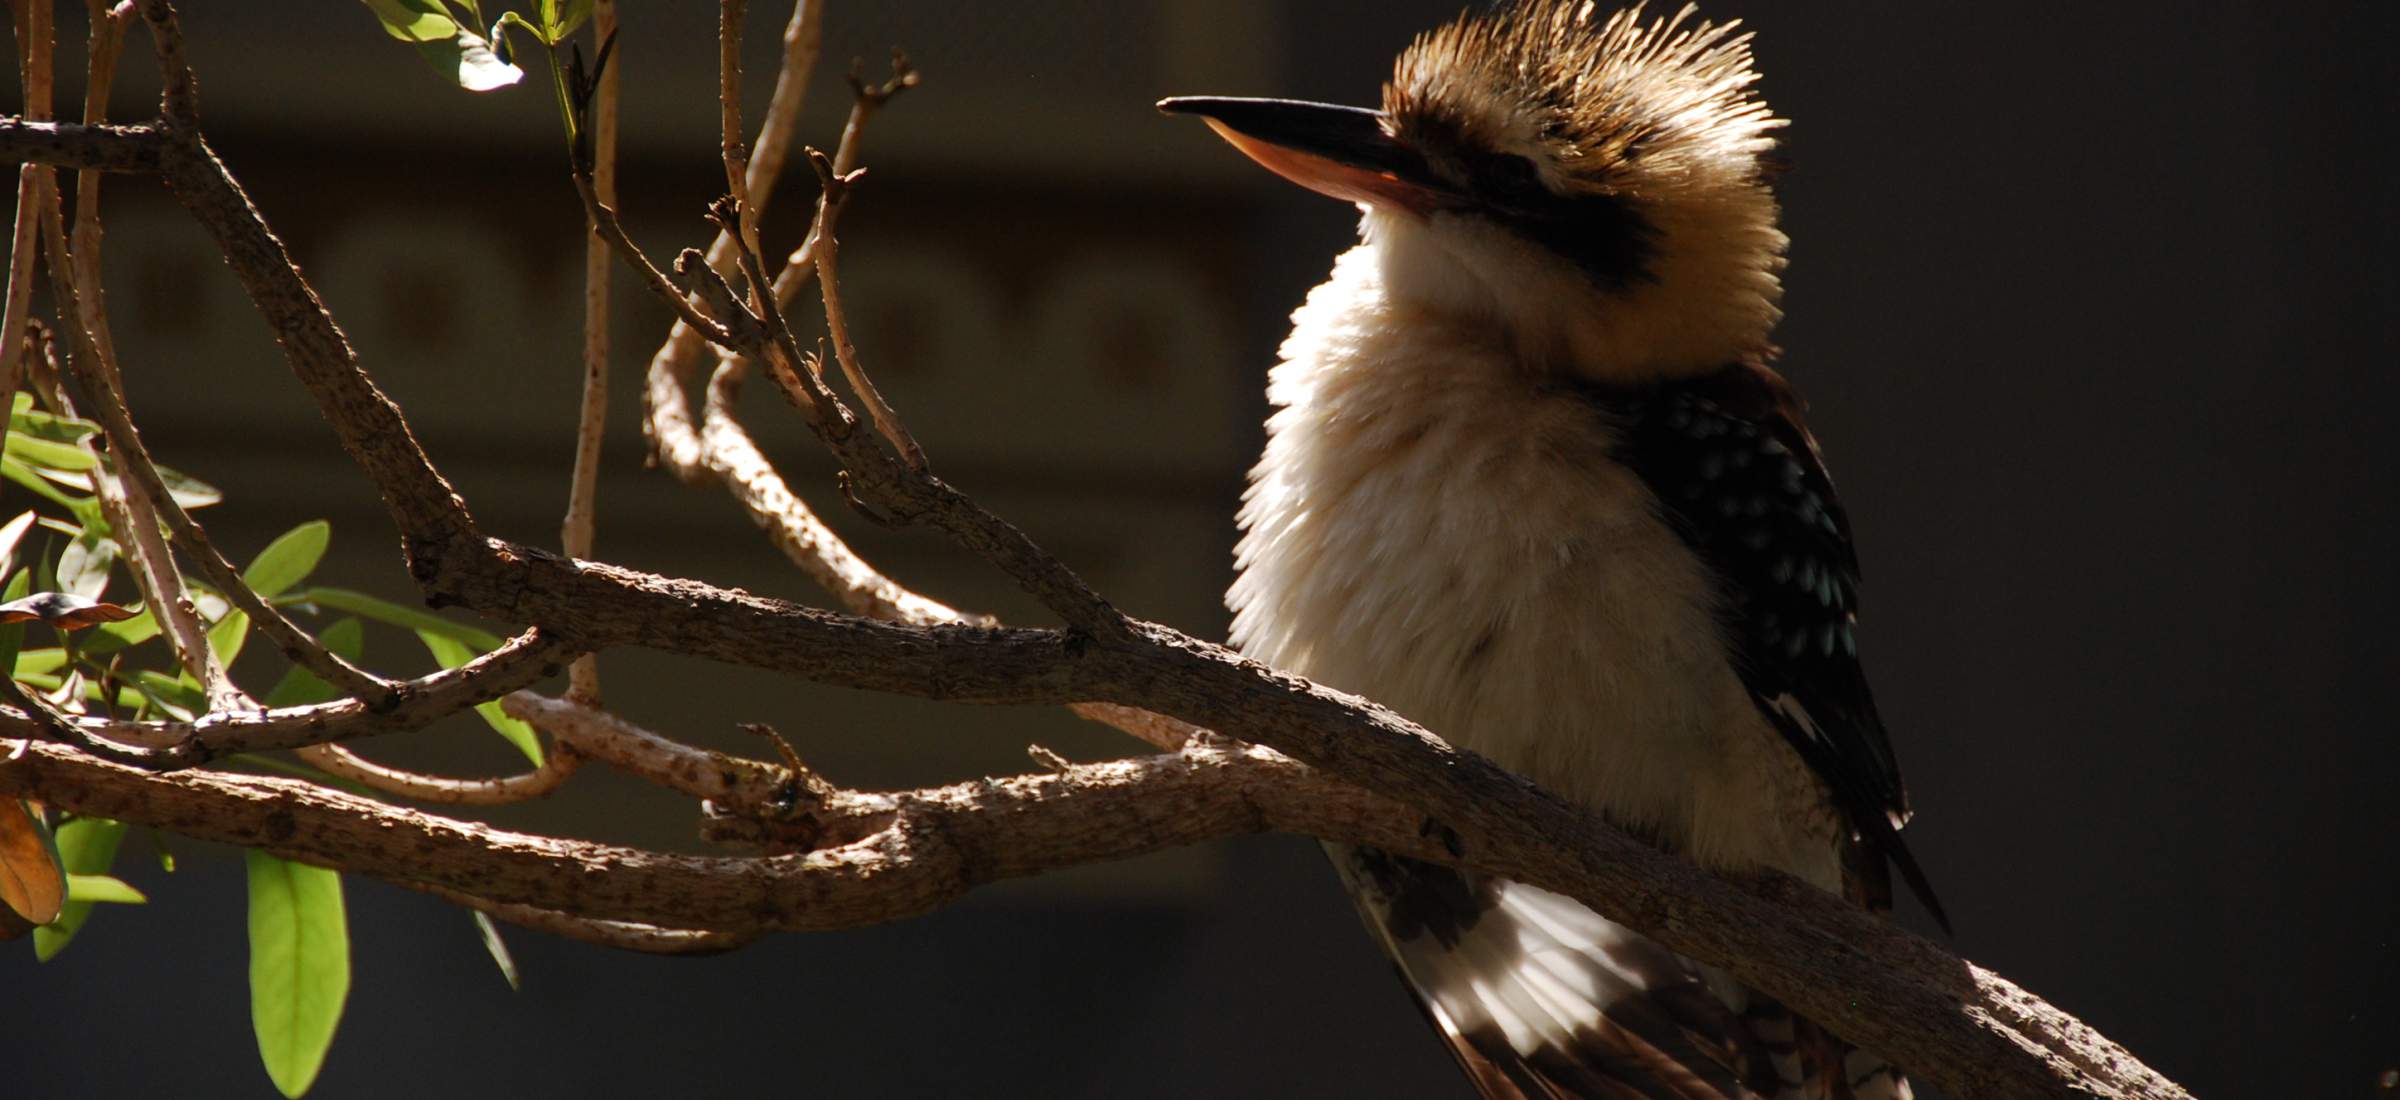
xmin=6 ymin=3 xmax=2395 ymax=1097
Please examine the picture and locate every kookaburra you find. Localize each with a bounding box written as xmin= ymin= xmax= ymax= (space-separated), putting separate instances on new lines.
xmin=1162 ymin=3 xmax=1944 ymax=1097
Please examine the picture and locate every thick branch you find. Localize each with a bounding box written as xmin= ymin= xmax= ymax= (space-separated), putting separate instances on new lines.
xmin=0 ymin=734 xmax=2184 ymax=1100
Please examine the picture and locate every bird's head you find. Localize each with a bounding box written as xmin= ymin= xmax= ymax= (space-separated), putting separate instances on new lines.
xmin=1163 ymin=1 xmax=1787 ymax=382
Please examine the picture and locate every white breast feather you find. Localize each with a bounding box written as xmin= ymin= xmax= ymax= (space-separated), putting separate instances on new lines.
xmin=1229 ymin=230 xmax=1840 ymax=886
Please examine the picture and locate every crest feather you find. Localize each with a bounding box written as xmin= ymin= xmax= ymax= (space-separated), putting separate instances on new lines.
xmin=1386 ymin=1 xmax=1782 ymax=188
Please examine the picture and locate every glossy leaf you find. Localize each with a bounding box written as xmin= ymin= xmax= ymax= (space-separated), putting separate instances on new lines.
xmin=0 ymin=800 xmax=65 ymax=926
xmin=133 ymin=670 xmax=204 ymax=715
xmin=303 ymin=587 xmax=505 ymax=649
xmin=208 ymin=609 xmax=252 ymax=668
xmin=155 ymin=463 xmax=222 ymax=510
xmin=0 ymin=456 xmax=93 ymax=515
xmin=377 ymin=0 xmax=524 ymax=91
xmin=244 ymin=521 xmax=331 ymax=600
xmin=471 ymin=910 xmax=521 ymax=991
xmin=6 ymin=394 xmax=100 ymax=444
xmin=539 ymin=0 xmax=592 ymax=40
xmin=0 ymin=568 xmax=30 ymax=677
xmin=417 ymin=630 xmax=541 ymax=764
xmin=357 ymin=0 xmax=456 ymax=43
xmin=34 ymin=816 xmax=128 ymax=961
xmin=262 ymin=619 xmax=365 ymax=709
xmin=0 ymin=509 xmax=37 ymax=577
xmin=55 ymin=532 xmax=118 ymax=600
xmin=4 ymin=433 xmax=97 ymax=472
xmin=247 ymin=851 xmax=350 ymax=1099
xmin=62 ymin=873 xmax=145 ymax=905
xmin=77 ymin=608 xmax=161 ymax=656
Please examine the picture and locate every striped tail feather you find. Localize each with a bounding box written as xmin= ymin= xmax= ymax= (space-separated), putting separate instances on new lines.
xmin=1327 ymin=843 xmax=1911 ymax=1100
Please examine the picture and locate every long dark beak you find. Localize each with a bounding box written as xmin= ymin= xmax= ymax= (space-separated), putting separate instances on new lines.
xmin=1158 ymin=96 xmax=1452 ymax=212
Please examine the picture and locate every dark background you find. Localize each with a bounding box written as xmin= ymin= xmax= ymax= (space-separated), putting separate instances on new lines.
xmin=6 ymin=2 xmax=2394 ymax=1097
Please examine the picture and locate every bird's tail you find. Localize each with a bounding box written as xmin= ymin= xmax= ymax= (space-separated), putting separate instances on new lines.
xmin=1325 ymin=843 xmax=1910 ymax=1100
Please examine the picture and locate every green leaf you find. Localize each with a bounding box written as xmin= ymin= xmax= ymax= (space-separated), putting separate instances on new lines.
xmin=1 ymin=455 xmax=95 ymax=516
xmin=0 ymin=509 xmax=38 ymax=577
xmin=34 ymin=817 xmax=128 ymax=961
xmin=416 ymin=630 xmax=542 ymax=765
xmin=62 ymin=873 xmax=145 ymax=905
xmin=356 ymin=0 xmax=457 ymax=43
xmin=262 ymin=619 xmax=365 ymax=709
xmin=154 ymin=464 xmax=222 ymax=510
xmin=247 ymin=851 xmax=350 ymax=1099
xmin=244 ymin=521 xmax=331 ymax=600
xmin=539 ymin=0 xmax=592 ymax=40
xmin=470 ymin=910 xmax=521 ymax=991
xmin=302 ymin=588 xmax=505 ymax=650
xmin=133 ymin=670 xmax=204 ymax=715
xmin=4 ymin=433 xmax=97 ymax=472
xmin=208 ymin=609 xmax=252 ymax=669
xmin=7 ymin=400 xmax=100 ymax=446
xmin=0 ymin=568 xmax=30 ymax=678
xmin=54 ymin=531 xmax=118 ymax=601
xmin=77 ymin=608 xmax=161 ymax=657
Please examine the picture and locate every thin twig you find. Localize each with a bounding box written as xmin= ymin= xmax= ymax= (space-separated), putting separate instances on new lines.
xmin=0 ymin=0 xmax=54 ymax=446
xmin=699 ymin=359 xmax=974 ymax=624
xmin=572 ymin=176 xmax=731 ymax=344
xmin=642 ymin=0 xmax=821 ymax=476
xmin=502 ymin=691 xmax=796 ymax=818
xmin=803 ymin=152 xmax=925 ymax=470
xmin=39 ymin=9 xmax=395 ymax=712
xmin=405 ymin=880 xmax=757 ymax=955
xmin=296 ymin=742 xmax=580 ymax=805
xmin=561 ymin=0 xmax=619 ymax=708
xmin=715 ymin=0 xmax=750 ymax=221
xmin=133 ymin=0 xmax=194 ymax=126
xmin=30 ymin=174 xmax=247 ymax=712
xmin=0 ymin=627 xmax=575 ymax=763
xmin=0 ymin=669 xmax=196 ymax=767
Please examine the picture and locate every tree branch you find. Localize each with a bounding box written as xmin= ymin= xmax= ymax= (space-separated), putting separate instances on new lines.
xmin=0 ymin=8 xmax=2193 ymax=1092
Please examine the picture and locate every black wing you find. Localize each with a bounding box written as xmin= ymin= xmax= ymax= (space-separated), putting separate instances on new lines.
xmin=1590 ymin=362 xmax=1947 ymax=932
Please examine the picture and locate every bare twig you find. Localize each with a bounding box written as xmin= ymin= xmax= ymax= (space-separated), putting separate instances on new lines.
xmin=572 ymin=177 xmax=730 ymax=344
xmin=561 ymin=0 xmax=620 ymax=708
xmin=643 ymin=0 xmax=821 ymax=477
xmin=700 ymin=360 xmax=973 ymax=624
xmin=295 ymin=742 xmax=580 ymax=805
xmin=132 ymin=0 xmax=194 ymax=125
xmin=501 ymin=691 xmax=794 ymax=817
xmin=31 ymin=174 xmax=247 ymax=713
xmin=1 ymin=669 xmax=196 ymax=767
xmin=0 ymin=627 xmax=574 ymax=762
xmin=405 ymin=880 xmax=756 ymax=955
xmin=803 ymin=150 xmax=924 ymax=470
xmin=715 ymin=0 xmax=750 ymax=221
xmin=40 ymin=24 xmax=394 ymax=710
xmin=0 ymin=0 xmax=54 ymax=442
